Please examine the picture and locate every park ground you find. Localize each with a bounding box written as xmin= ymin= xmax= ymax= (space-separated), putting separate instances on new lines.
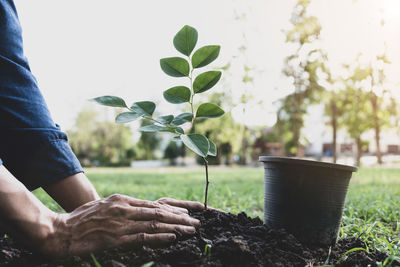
xmin=33 ymin=166 xmax=400 ymax=261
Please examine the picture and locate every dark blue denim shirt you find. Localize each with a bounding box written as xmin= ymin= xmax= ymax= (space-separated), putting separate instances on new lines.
xmin=0 ymin=0 xmax=83 ymax=190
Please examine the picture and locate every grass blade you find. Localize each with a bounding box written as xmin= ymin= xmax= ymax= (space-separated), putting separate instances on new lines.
xmin=336 ymin=247 xmax=367 ymax=264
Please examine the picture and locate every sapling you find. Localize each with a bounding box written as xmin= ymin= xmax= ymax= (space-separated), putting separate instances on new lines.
xmin=91 ymin=25 xmax=224 ymax=209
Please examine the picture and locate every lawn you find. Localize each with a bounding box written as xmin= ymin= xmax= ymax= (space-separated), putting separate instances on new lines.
xmin=33 ymin=166 xmax=400 ymax=260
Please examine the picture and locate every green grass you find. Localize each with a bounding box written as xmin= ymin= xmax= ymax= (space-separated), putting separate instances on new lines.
xmin=33 ymin=166 xmax=400 ymax=260
xmin=341 ymin=168 xmax=400 ymax=261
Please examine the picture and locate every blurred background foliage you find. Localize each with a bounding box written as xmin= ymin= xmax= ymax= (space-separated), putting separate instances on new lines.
xmin=67 ymin=0 xmax=400 ymax=167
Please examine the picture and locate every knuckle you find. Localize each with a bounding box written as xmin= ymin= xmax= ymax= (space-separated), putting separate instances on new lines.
xmin=137 ymin=233 xmax=146 ymax=244
xmin=151 ymin=202 xmax=162 ymax=208
xmin=138 ymin=207 xmax=147 ymax=216
xmin=146 ymin=200 xmax=159 ymax=208
xmin=149 ymin=220 xmax=159 ymax=233
xmin=98 ymin=199 xmax=108 ymax=206
xmin=157 ymin=197 xmax=169 ymax=203
xmin=181 ymin=208 xmax=189 ymax=214
xmin=109 ymin=193 xmax=124 ymax=202
xmin=154 ymin=208 xmax=164 ymax=219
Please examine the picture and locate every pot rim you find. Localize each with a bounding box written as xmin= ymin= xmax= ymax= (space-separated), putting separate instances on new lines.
xmin=259 ymin=156 xmax=358 ymax=172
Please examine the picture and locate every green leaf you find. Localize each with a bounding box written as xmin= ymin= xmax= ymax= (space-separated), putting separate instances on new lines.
xmin=175 ymin=127 xmax=184 ymax=134
xmin=91 ymin=254 xmax=102 ymax=267
xmin=160 ymin=57 xmax=190 ymax=77
xmin=193 ymin=71 xmax=222 ymax=94
xmin=192 ymin=45 xmax=220 ymax=69
xmin=336 ymin=248 xmax=366 ymax=264
xmin=157 ymin=115 xmax=174 ymax=124
xmin=90 ymin=96 xmax=127 ymax=108
xmin=180 ymin=134 xmax=209 ymax=157
xmin=173 ymin=25 xmax=198 ymax=56
xmin=159 ymin=127 xmax=179 ymax=133
xmin=196 ymin=103 xmax=224 ymax=118
xmin=171 ymin=113 xmax=193 ymax=125
xmin=115 ymin=112 xmax=140 ymax=123
xmin=130 ymin=101 xmax=156 ymax=116
xmin=163 ymin=86 xmax=191 ymax=104
xmin=208 ymin=140 xmax=217 ymax=156
xmin=140 ymin=262 xmax=154 ymax=267
xmin=140 ymin=124 xmax=181 ymax=134
xmin=138 ymin=124 xmax=166 ymax=132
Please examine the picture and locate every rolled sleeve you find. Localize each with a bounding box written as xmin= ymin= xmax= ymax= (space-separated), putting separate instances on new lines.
xmin=1 ymin=128 xmax=83 ymax=190
xmin=29 ymin=133 xmax=83 ymax=190
xmin=0 ymin=0 xmax=83 ymax=190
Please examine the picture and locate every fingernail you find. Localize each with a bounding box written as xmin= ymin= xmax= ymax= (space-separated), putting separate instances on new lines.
xmin=192 ymin=219 xmax=201 ymax=226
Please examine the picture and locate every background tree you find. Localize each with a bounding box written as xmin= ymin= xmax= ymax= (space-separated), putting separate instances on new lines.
xmin=195 ymin=92 xmax=242 ymax=165
xmin=368 ymin=53 xmax=392 ymax=164
xmin=163 ymin=141 xmax=181 ymax=165
xmin=324 ymin=88 xmax=344 ymax=163
xmin=340 ymin=65 xmax=372 ymax=166
xmin=135 ymin=119 xmax=162 ymax=160
xmin=68 ymin=108 xmax=136 ymax=166
xmin=320 ymin=59 xmax=346 ymax=163
xmin=280 ymin=0 xmax=324 ymax=156
xmin=393 ymin=98 xmax=400 ymax=143
xmin=340 ymin=53 xmax=395 ymax=165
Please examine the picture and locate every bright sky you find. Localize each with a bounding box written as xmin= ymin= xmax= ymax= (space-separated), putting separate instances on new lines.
xmin=15 ymin=0 xmax=400 ymax=131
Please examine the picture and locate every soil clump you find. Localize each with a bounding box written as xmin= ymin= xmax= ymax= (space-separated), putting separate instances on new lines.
xmin=0 ymin=210 xmax=396 ymax=266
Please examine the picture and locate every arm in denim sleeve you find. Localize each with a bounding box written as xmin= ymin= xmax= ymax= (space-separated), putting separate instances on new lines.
xmin=0 ymin=0 xmax=83 ymax=190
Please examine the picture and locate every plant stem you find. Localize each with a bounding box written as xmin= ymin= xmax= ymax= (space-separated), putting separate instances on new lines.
xmin=142 ymin=116 xmax=162 ymax=125
xmin=189 ymin=70 xmax=194 ymax=113
xmin=188 ymin=58 xmax=195 ymax=125
xmin=203 ymin=157 xmax=209 ymax=209
xmin=142 ymin=116 xmax=182 ymax=135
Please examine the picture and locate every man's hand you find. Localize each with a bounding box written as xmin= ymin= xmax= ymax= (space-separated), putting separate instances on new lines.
xmin=42 ymin=194 xmax=203 ymax=256
xmin=156 ymin=197 xmax=205 ymax=211
xmin=0 ymin=165 xmax=204 ymax=257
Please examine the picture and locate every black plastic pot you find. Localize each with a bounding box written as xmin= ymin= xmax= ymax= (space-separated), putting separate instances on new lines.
xmin=259 ymin=156 xmax=358 ymax=246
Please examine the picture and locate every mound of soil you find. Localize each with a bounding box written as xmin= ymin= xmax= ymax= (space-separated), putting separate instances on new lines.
xmin=0 ymin=210 xmax=396 ymax=266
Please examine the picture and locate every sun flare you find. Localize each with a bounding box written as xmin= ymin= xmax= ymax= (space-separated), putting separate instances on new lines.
xmin=383 ymin=0 xmax=400 ymax=21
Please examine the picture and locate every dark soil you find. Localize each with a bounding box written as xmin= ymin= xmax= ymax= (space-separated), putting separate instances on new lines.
xmin=0 ymin=210 xmax=397 ymax=267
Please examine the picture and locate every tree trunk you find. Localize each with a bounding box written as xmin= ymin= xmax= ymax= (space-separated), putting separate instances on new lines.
xmin=370 ymin=93 xmax=383 ymax=164
xmin=374 ymin=122 xmax=382 ymax=164
xmin=294 ymin=127 xmax=301 ymax=157
xmin=355 ymin=136 xmax=362 ymax=167
xmin=239 ymin=126 xmax=248 ymax=165
xmin=276 ymin=110 xmax=286 ymax=157
xmin=294 ymin=92 xmax=303 ymax=158
xmin=330 ymin=99 xmax=338 ymax=163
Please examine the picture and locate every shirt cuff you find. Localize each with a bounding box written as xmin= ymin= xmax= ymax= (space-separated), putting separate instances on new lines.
xmin=22 ymin=136 xmax=83 ymax=190
xmin=0 ymin=128 xmax=84 ymax=191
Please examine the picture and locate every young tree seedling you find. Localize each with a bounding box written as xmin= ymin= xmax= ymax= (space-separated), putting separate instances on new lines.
xmin=91 ymin=25 xmax=224 ymax=209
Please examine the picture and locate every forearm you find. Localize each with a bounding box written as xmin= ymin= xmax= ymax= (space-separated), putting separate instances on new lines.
xmin=44 ymin=172 xmax=100 ymax=212
xmin=0 ymin=165 xmax=56 ymax=250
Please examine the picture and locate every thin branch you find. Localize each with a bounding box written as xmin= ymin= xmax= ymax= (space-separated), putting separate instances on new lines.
xmin=188 ymin=56 xmax=195 ymax=126
xmin=143 ymin=116 xmax=162 ymax=125
xmin=204 ymin=157 xmax=209 ymax=209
